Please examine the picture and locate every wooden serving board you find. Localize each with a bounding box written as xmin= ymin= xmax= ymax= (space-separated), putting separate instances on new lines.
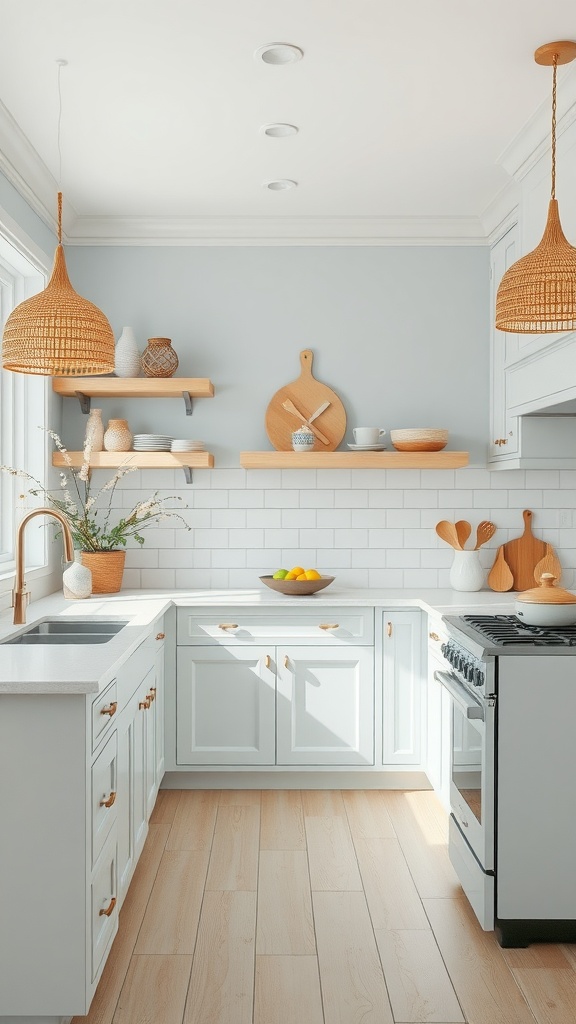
xmin=501 ymin=509 xmax=547 ymax=592
xmin=265 ymin=349 xmax=346 ymax=451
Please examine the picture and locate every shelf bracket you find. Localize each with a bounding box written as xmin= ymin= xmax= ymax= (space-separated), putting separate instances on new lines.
xmin=182 ymin=392 xmax=193 ymax=415
xmin=75 ymin=391 xmax=91 ymax=414
xmin=182 ymin=466 xmax=193 ymax=484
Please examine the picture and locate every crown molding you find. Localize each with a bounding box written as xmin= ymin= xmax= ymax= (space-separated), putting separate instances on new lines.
xmin=498 ymin=63 xmax=576 ymax=182
xmin=481 ymin=182 xmax=520 ymax=243
xmin=65 ymin=213 xmax=487 ymax=245
xmin=0 ymin=98 xmax=78 ymax=237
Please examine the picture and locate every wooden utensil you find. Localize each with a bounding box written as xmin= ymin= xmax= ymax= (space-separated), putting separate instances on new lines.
xmin=454 ymin=520 xmax=471 ymax=549
xmin=435 ymin=520 xmax=462 ymax=549
xmin=282 ymin=398 xmax=331 ymax=445
xmin=501 ymin=509 xmax=547 ymax=591
xmin=265 ymin=349 xmax=346 ymax=451
xmin=487 ymin=545 xmax=514 ymax=592
xmin=533 ymin=543 xmax=563 ymax=584
xmin=474 ymin=520 xmax=496 ymax=550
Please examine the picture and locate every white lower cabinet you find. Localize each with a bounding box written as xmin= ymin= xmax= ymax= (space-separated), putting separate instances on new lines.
xmin=175 ymin=606 xmax=375 ymax=768
xmin=382 ymin=610 xmax=424 ymax=766
xmin=0 ymin=618 xmax=166 ymax=1020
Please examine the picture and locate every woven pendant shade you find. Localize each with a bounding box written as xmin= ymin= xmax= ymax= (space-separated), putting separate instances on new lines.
xmin=495 ymin=199 xmax=576 ymax=333
xmin=2 ymin=193 xmax=114 ymax=375
xmin=495 ymin=40 xmax=576 ymax=334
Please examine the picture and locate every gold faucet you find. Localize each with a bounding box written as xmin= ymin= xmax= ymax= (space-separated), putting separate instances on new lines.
xmin=13 ymin=508 xmax=74 ymax=625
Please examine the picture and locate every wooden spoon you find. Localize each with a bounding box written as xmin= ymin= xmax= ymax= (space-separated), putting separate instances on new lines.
xmin=436 ymin=520 xmax=462 ymax=549
xmin=487 ymin=545 xmax=514 ymax=592
xmin=281 ymin=398 xmax=331 ymax=445
xmin=474 ymin=520 xmax=497 ymax=550
xmin=533 ymin=543 xmax=562 ymax=584
xmin=455 ymin=520 xmax=472 ymax=549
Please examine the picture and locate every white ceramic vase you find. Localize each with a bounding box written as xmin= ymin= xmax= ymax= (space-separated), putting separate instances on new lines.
xmin=114 ymin=326 xmax=141 ymax=378
xmin=104 ymin=418 xmax=133 ymax=452
xmin=449 ymin=550 xmax=485 ymax=592
xmin=63 ymin=551 xmax=92 ymax=600
xmin=84 ymin=407 xmax=104 ymax=451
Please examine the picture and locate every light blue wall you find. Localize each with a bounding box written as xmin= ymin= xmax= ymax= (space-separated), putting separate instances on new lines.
xmin=64 ymin=245 xmax=490 ymax=463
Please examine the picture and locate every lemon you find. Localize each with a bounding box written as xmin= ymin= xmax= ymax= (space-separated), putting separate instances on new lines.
xmin=285 ymin=570 xmax=299 ymax=580
xmin=272 ymin=569 xmax=288 ymax=579
xmin=304 ymin=569 xmax=321 ymax=580
xmin=296 ymin=573 xmax=308 ymax=580
xmin=290 ymin=565 xmax=305 ymax=577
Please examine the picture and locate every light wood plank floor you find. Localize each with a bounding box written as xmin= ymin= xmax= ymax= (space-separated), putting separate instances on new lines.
xmin=73 ymin=790 xmax=576 ymax=1024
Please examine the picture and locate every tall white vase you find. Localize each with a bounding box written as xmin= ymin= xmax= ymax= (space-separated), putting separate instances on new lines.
xmin=84 ymin=407 xmax=104 ymax=451
xmin=63 ymin=551 xmax=92 ymax=600
xmin=114 ymin=326 xmax=141 ymax=378
xmin=449 ymin=550 xmax=485 ymax=592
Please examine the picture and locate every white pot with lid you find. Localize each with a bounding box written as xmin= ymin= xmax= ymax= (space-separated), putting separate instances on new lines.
xmin=515 ymin=573 xmax=576 ymax=627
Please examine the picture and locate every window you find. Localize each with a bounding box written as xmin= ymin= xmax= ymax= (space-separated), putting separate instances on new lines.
xmin=0 ymin=216 xmax=48 ymax=581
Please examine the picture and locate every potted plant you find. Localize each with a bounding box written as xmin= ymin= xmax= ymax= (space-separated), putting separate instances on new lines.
xmin=1 ymin=428 xmax=191 ymax=593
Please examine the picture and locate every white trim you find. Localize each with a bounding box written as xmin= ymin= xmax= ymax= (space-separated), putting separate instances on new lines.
xmin=64 ymin=214 xmax=488 ymax=245
xmin=498 ymin=63 xmax=576 ymax=182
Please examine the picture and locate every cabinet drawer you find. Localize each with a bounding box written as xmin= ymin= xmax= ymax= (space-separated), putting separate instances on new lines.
xmin=177 ymin=606 xmax=374 ymax=645
xmin=91 ymin=834 xmax=118 ymax=981
xmin=92 ymin=732 xmax=118 ymax=867
xmin=92 ymin=679 xmax=118 ymax=753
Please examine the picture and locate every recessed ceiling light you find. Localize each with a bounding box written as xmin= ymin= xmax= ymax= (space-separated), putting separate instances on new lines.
xmin=264 ymin=179 xmax=298 ymax=191
xmin=255 ymin=43 xmax=303 ymax=65
xmin=261 ymin=123 xmax=299 ymax=138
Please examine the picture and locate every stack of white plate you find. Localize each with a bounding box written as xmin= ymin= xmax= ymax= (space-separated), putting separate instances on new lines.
xmin=133 ymin=434 xmax=173 ymax=451
xmin=170 ymin=439 xmax=206 ymax=452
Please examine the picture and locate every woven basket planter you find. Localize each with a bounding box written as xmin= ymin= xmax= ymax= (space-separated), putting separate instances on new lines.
xmin=80 ymin=550 xmax=126 ymax=594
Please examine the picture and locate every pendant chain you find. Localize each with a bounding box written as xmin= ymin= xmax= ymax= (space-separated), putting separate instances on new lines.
xmin=551 ymin=53 xmax=558 ymax=199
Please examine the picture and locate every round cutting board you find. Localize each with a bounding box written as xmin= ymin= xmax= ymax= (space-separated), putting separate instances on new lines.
xmin=265 ymin=349 xmax=346 ymax=451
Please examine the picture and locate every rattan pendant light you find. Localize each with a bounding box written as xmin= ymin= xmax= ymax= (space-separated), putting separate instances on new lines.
xmin=495 ymin=40 xmax=576 ymax=334
xmin=1 ymin=61 xmax=115 ymax=375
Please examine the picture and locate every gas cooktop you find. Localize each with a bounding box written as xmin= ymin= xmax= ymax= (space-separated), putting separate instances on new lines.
xmin=462 ymin=614 xmax=576 ymax=646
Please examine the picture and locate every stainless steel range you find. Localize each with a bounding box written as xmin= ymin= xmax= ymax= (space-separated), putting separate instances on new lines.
xmin=438 ymin=613 xmax=576 ymax=947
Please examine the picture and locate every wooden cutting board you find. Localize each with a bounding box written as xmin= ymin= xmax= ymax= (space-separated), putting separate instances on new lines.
xmin=501 ymin=509 xmax=547 ymax=592
xmin=265 ymin=349 xmax=346 ymax=451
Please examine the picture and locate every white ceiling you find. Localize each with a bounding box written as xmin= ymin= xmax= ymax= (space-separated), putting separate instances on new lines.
xmin=1 ymin=0 xmax=576 ymax=242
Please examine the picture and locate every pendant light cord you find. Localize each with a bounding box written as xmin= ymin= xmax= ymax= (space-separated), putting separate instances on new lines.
xmin=56 ymin=58 xmax=67 ymax=244
xmin=551 ymin=53 xmax=558 ymax=200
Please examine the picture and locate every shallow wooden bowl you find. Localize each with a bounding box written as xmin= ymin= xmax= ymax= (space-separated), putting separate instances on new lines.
xmin=390 ymin=428 xmax=448 ymax=452
xmin=260 ymin=575 xmax=335 ymax=596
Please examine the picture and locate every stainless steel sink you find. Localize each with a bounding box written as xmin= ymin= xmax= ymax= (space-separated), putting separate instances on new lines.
xmin=3 ymin=618 xmax=129 ymax=645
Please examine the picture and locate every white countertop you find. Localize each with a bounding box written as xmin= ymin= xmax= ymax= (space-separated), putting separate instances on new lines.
xmin=0 ymin=586 xmax=518 ymax=695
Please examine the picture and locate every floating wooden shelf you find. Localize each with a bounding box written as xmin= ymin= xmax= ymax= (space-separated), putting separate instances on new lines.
xmin=240 ymin=451 xmax=469 ymax=469
xmin=52 ymin=376 xmax=214 ymax=414
xmin=52 ymin=450 xmax=214 ymax=484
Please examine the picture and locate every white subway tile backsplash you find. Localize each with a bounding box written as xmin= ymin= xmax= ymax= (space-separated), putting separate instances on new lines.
xmin=122 ymin=568 xmax=141 ymax=588
xmin=335 ymin=489 xmax=369 ymax=508
xmin=112 ymin=472 xmax=576 ymax=590
xmin=368 ymin=529 xmax=404 ymax=548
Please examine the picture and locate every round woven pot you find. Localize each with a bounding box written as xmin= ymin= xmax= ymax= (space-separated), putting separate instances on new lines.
xmin=104 ymin=418 xmax=133 ymax=452
xmin=141 ymin=337 xmax=179 ymax=378
xmin=80 ymin=550 xmax=126 ymax=593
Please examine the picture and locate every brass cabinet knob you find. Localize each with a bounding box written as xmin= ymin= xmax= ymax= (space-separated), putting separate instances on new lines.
xmin=100 ymin=701 xmax=117 ymax=718
xmin=494 ymin=438 xmax=508 ymax=446
xmin=219 ymin=623 xmax=239 ymax=631
xmin=156 ymin=632 xmax=165 ymax=640
xmin=99 ymin=791 xmax=116 ymax=808
xmin=148 ymin=687 xmax=157 ymax=702
xmin=319 ymin=623 xmax=339 ymax=630
xmin=429 ymin=632 xmax=440 ymax=642
xmin=99 ymin=896 xmax=117 ymax=918
xmin=139 ymin=697 xmax=151 ymax=710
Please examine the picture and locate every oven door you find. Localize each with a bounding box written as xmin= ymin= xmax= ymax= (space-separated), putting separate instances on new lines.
xmin=435 ymin=669 xmax=495 ymax=871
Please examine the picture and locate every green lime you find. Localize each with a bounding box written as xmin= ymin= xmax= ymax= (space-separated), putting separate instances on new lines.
xmin=272 ymin=569 xmax=289 ymax=579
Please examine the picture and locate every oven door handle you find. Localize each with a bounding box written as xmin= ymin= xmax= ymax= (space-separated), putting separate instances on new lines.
xmin=434 ymin=670 xmax=485 ymax=721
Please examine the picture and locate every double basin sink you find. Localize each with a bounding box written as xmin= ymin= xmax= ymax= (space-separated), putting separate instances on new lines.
xmin=3 ymin=619 xmax=129 ymax=645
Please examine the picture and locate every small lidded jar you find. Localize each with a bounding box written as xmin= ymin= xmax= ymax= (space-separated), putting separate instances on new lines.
xmin=291 ymin=425 xmax=315 ymax=452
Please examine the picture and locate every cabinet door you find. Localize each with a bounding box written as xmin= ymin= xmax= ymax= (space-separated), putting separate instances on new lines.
xmin=490 ymin=223 xmax=520 ymax=460
xmin=382 ymin=611 xmax=423 ymax=765
xmin=153 ymin=635 xmax=165 ymax=789
xmin=176 ymin=646 xmax=275 ymax=764
xmin=116 ymin=673 xmax=151 ymax=903
xmin=277 ymin=645 xmax=374 ymax=765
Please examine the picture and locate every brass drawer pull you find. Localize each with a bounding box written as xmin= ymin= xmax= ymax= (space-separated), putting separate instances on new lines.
xmin=264 ymin=654 xmax=271 ymax=669
xmin=284 ymin=655 xmax=289 ymax=669
xmin=99 ymin=896 xmax=117 ymax=918
xmin=100 ymin=701 xmax=117 ymax=718
xmin=219 ymin=623 xmax=239 ymax=631
xmin=387 ymin=622 xmax=393 ymax=637
xmin=156 ymin=632 xmax=165 ymax=640
xmin=429 ymin=632 xmax=440 ymax=642
xmin=148 ymin=687 xmax=157 ymax=702
xmin=139 ymin=697 xmax=151 ymax=710
xmin=319 ymin=623 xmax=339 ymax=630
xmin=100 ymin=791 xmax=116 ymax=809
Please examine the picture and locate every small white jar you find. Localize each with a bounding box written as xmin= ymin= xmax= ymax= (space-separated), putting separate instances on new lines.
xmin=292 ymin=427 xmax=315 ymax=452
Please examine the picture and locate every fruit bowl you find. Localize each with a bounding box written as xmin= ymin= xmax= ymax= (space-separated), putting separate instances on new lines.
xmin=260 ymin=575 xmax=335 ymax=596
